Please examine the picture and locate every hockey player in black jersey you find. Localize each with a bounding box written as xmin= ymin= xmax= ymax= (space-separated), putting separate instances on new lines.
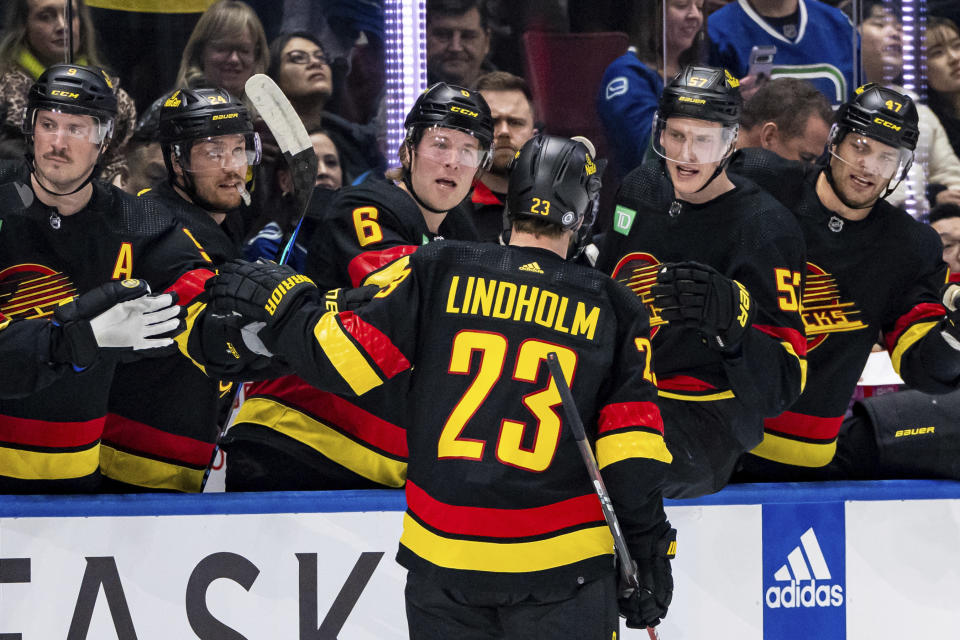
xmin=729 ymin=84 xmax=960 ymax=480
xmin=209 ymin=134 xmax=676 ymax=638
xmin=597 ymin=66 xmax=807 ymax=499
xmin=0 ymin=64 xmax=221 ymax=493
xmin=221 ymin=82 xmax=489 ymax=491
xmin=102 ymin=88 xmax=264 ymax=492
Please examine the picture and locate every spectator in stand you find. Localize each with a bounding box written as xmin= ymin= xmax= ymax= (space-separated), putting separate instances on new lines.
xmin=708 ymin=0 xmax=856 ymax=106
xmin=925 ymin=17 xmax=960 ymax=161
xmin=245 ymin=128 xmax=346 ymax=270
xmin=929 ymin=203 xmax=960 ymax=279
xmin=597 ymin=0 xmax=706 ymax=177
xmin=426 ymin=0 xmax=494 ymax=89
xmin=175 ymin=0 xmax=269 ymax=102
xmin=736 ymin=77 xmax=832 ymax=164
xmin=857 ymin=1 xmax=960 ymax=216
xmin=0 ymin=0 xmax=137 ymax=184
xmin=117 ymin=125 xmax=165 ymax=196
xmin=267 ymin=31 xmax=384 ymax=184
xmin=461 ymin=70 xmax=538 ymax=242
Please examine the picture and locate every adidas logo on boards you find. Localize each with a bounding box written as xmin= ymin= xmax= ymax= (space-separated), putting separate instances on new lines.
xmin=765 ymin=527 xmax=844 ymax=608
xmin=519 ymin=262 xmax=544 ymax=274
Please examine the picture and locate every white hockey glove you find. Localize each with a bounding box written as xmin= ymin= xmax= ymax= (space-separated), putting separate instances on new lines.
xmin=51 ymin=279 xmax=183 ymax=369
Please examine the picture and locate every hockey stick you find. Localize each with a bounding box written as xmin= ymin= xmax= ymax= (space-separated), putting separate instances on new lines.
xmin=546 ymin=353 xmax=661 ymax=640
xmin=198 ymin=75 xmax=317 ymax=491
xmin=244 ymin=73 xmax=318 ymax=266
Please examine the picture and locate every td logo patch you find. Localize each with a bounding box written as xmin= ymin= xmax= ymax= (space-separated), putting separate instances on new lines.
xmin=762 ymin=502 xmax=845 ymax=639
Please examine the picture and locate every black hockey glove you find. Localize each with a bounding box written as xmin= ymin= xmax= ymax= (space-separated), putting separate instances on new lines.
xmin=206 ymin=259 xmax=317 ymax=329
xmin=652 ymin=261 xmax=756 ymax=353
xmin=321 ymin=285 xmax=380 ymax=314
xmin=619 ymin=525 xmax=677 ymax=629
xmin=50 ymin=279 xmax=183 ymax=369
xmin=940 ymin=283 xmax=960 ymax=347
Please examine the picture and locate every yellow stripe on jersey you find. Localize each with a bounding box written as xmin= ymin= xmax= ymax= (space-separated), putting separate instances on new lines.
xmin=597 ymin=430 xmax=672 ymax=469
xmin=657 ymin=389 xmax=735 ymax=401
xmin=181 ymin=228 xmax=212 ymax=263
xmin=362 ymin=255 xmax=411 ymax=289
xmin=780 ymin=340 xmax=808 ymax=392
xmin=236 ymin=397 xmax=407 ymax=487
xmin=749 ymin=432 xmax=837 ymax=468
xmin=85 ymin=0 xmax=214 ymax=14
xmin=100 ymin=446 xmax=205 ymax=492
xmin=890 ymin=320 xmax=939 ymax=375
xmin=313 ymin=312 xmax=384 ymax=395
xmin=400 ymin=514 xmax=614 ymax=573
xmin=0 ymin=315 xmax=9 ymax=331
xmin=0 ymin=444 xmax=99 ymax=480
xmin=175 ymin=300 xmax=207 ymax=375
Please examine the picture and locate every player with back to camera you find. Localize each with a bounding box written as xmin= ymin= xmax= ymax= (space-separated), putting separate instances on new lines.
xmin=730 ymin=84 xmax=960 ymax=480
xmin=206 ymin=134 xmax=677 ymax=638
xmin=597 ymin=65 xmax=807 ymax=499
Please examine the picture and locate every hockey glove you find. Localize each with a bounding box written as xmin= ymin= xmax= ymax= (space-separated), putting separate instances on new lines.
xmin=619 ymin=526 xmax=677 ymax=629
xmin=652 ymin=261 xmax=755 ymax=353
xmin=940 ymin=283 xmax=960 ymax=349
xmin=321 ymin=285 xmax=380 ymax=314
xmin=207 ymin=259 xmax=317 ymax=328
xmin=50 ymin=279 xmax=183 ymax=369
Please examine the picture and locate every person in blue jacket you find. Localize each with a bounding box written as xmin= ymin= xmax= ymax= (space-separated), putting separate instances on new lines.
xmin=597 ymin=0 xmax=706 ymax=177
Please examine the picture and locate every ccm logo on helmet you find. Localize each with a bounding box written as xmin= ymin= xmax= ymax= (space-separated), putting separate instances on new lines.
xmin=873 ymin=117 xmax=901 ymax=132
xmin=212 ymin=112 xmax=240 ymax=121
xmin=450 ymin=106 xmax=479 ymax=118
xmin=50 ymin=90 xmax=80 ymax=99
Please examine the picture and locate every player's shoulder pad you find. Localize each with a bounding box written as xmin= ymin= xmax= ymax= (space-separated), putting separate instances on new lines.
xmin=99 ymin=181 xmax=180 ymax=237
xmin=329 ymin=178 xmax=412 ymax=223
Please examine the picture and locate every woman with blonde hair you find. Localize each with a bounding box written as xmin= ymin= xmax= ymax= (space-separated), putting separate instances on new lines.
xmin=175 ymin=0 xmax=269 ymax=100
xmin=0 ymin=0 xmax=137 ymax=183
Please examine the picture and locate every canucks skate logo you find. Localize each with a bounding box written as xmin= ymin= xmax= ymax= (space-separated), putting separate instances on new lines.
xmin=610 ymin=252 xmax=667 ymax=335
xmin=801 ymin=261 xmax=866 ymax=351
xmin=762 ymin=502 xmax=845 ymax=639
xmin=0 ymin=264 xmax=77 ymax=319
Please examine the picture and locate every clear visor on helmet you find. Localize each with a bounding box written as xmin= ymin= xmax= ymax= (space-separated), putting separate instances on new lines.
xmin=654 ymin=115 xmax=739 ymax=165
xmin=31 ymin=109 xmax=113 ymax=145
xmin=178 ymin=132 xmax=262 ymax=174
xmin=413 ymin=125 xmax=492 ymax=169
xmin=829 ymin=131 xmax=912 ymax=181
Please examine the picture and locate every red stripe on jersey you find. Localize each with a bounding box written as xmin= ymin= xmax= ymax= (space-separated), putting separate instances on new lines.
xmin=103 ymin=414 xmax=215 ymax=467
xmin=347 ymin=245 xmax=418 ymax=288
xmin=472 ymin=181 xmax=503 ymax=206
xmin=763 ymin=411 xmax=843 ymax=441
xmin=657 ymin=375 xmax=717 ymax=391
xmin=598 ymin=401 xmax=664 ymax=435
xmin=246 ymin=374 xmax=408 ymax=456
xmin=406 ymin=480 xmax=604 ymax=538
xmin=0 ymin=414 xmax=103 ymax=447
xmin=338 ymin=311 xmax=411 ymax=379
xmin=165 ymin=268 xmax=214 ymax=306
xmin=883 ymin=302 xmax=946 ymax=352
xmin=753 ymin=323 xmax=807 ymax=356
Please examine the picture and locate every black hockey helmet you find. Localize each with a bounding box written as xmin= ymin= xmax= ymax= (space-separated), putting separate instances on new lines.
xmin=404 ymin=82 xmax=494 ymax=150
xmin=825 ymin=84 xmax=918 ymax=198
xmin=658 ymin=65 xmax=742 ymax=126
xmin=23 ymin=63 xmax=117 ymax=143
xmin=507 ymin=134 xmax=603 ymax=258
xmin=832 ymin=83 xmax=919 ymax=152
xmin=158 ymin=88 xmax=261 ymax=174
